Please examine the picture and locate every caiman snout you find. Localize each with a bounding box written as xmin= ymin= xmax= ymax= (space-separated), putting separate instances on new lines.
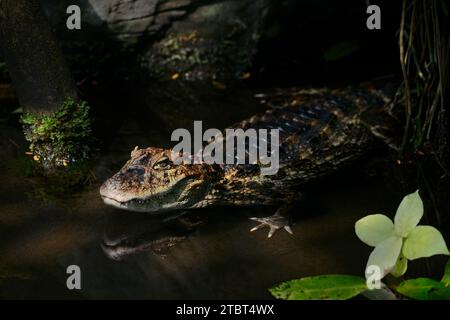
xmin=99 ymin=178 xmax=116 ymax=201
xmin=100 ymin=167 xmax=146 ymax=204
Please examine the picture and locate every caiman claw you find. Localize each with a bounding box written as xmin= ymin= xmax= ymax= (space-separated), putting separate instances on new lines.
xmin=249 ymin=213 xmax=293 ymax=238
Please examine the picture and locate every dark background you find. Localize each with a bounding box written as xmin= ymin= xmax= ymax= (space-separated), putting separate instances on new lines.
xmin=251 ymin=0 xmax=401 ymax=87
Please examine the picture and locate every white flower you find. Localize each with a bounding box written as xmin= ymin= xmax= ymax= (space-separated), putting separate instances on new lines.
xmin=355 ymin=190 xmax=450 ymax=279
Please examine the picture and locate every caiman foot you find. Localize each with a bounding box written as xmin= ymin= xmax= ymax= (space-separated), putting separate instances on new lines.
xmin=249 ymin=213 xmax=293 ymax=238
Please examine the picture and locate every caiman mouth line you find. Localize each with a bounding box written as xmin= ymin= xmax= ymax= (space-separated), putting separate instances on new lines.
xmin=101 ymin=196 xmax=150 ymax=211
xmin=101 ymin=195 xmax=178 ymax=213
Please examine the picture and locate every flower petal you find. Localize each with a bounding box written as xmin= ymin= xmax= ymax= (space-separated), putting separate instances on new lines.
xmin=394 ymin=190 xmax=423 ymax=237
xmin=355 ymin=214 xmax=394 ymax=247
xmin=402 ymin=226 xmax=450 ymax=260
xmin=390 ymin=254 xmax=408 ymax=277
xmin=366 ymin=236 xmax=403 ymax=279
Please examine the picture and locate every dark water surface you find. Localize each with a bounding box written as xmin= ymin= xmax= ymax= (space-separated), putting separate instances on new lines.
xmin=0 ymin=83 xmax=447 ymax=299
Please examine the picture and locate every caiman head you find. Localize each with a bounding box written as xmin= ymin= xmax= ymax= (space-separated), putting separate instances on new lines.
xmin=100 ymin=147 xmax=219 ymax=212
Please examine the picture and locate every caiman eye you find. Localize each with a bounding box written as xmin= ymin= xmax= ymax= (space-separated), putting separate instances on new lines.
xmin=153 ymin=158 xmax=172 ymax=170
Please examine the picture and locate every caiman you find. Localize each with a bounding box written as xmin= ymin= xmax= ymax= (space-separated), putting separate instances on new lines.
xmin=100 ymin=85 xmax=396 ymax=238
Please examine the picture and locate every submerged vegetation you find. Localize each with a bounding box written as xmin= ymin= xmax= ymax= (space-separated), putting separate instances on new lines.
xmin=20 ymin=98 xmax=91 ymax=170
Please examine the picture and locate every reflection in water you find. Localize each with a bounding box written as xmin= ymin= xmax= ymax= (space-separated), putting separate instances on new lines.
xmin=101 ymin=211 xmax=203 ymax=260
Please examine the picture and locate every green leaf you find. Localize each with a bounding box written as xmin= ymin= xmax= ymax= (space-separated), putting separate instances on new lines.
xmin=269 ymin=275 xmax=367 ymax=300
xmin=428 ymin=288 xmax=450 ymax=299
xmin=366 ymin=235 xmax=403 ymax=278
xmin=441 ymin=260 xmax=450 ymax=286
xmin=397 ymin=278 xmax=446 ymax=300
xmin=394 ymin=190 xmax=423 ymax=237
xmin=390 ymin=254 xmax=408 ymax=277
xmin=355 ymin=214 xmax=394 ymax=247
xmin=403 ymin=226 xmax=450 ymax=260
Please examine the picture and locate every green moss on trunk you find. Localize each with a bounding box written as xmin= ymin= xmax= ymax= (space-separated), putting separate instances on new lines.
xmin=20 ymin=99 xmax=91 ymax=169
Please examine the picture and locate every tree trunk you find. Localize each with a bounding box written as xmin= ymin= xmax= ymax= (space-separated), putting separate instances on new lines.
xmin=0 ymin=0 xmax=90 ymax=170
xmin=0 ymin=0 xmax=77 ymax=114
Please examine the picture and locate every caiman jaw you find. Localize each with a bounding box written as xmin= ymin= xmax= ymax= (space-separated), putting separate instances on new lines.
xmin=101 ymin=196 xmax=132 ymax=211
xmin=99 ymin=181 xmax=150 ymax=212
xmin=100 ymin=175 xmax=197 ymax=213
xmin=100 ymin=195 xmax=177 ymax=213
xmin=100 ymin=193 xmax=155 ymax=213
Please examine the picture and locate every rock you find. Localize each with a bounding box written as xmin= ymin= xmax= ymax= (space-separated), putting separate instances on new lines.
xmin=40 ymin=0 xmax=273 ymax=80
